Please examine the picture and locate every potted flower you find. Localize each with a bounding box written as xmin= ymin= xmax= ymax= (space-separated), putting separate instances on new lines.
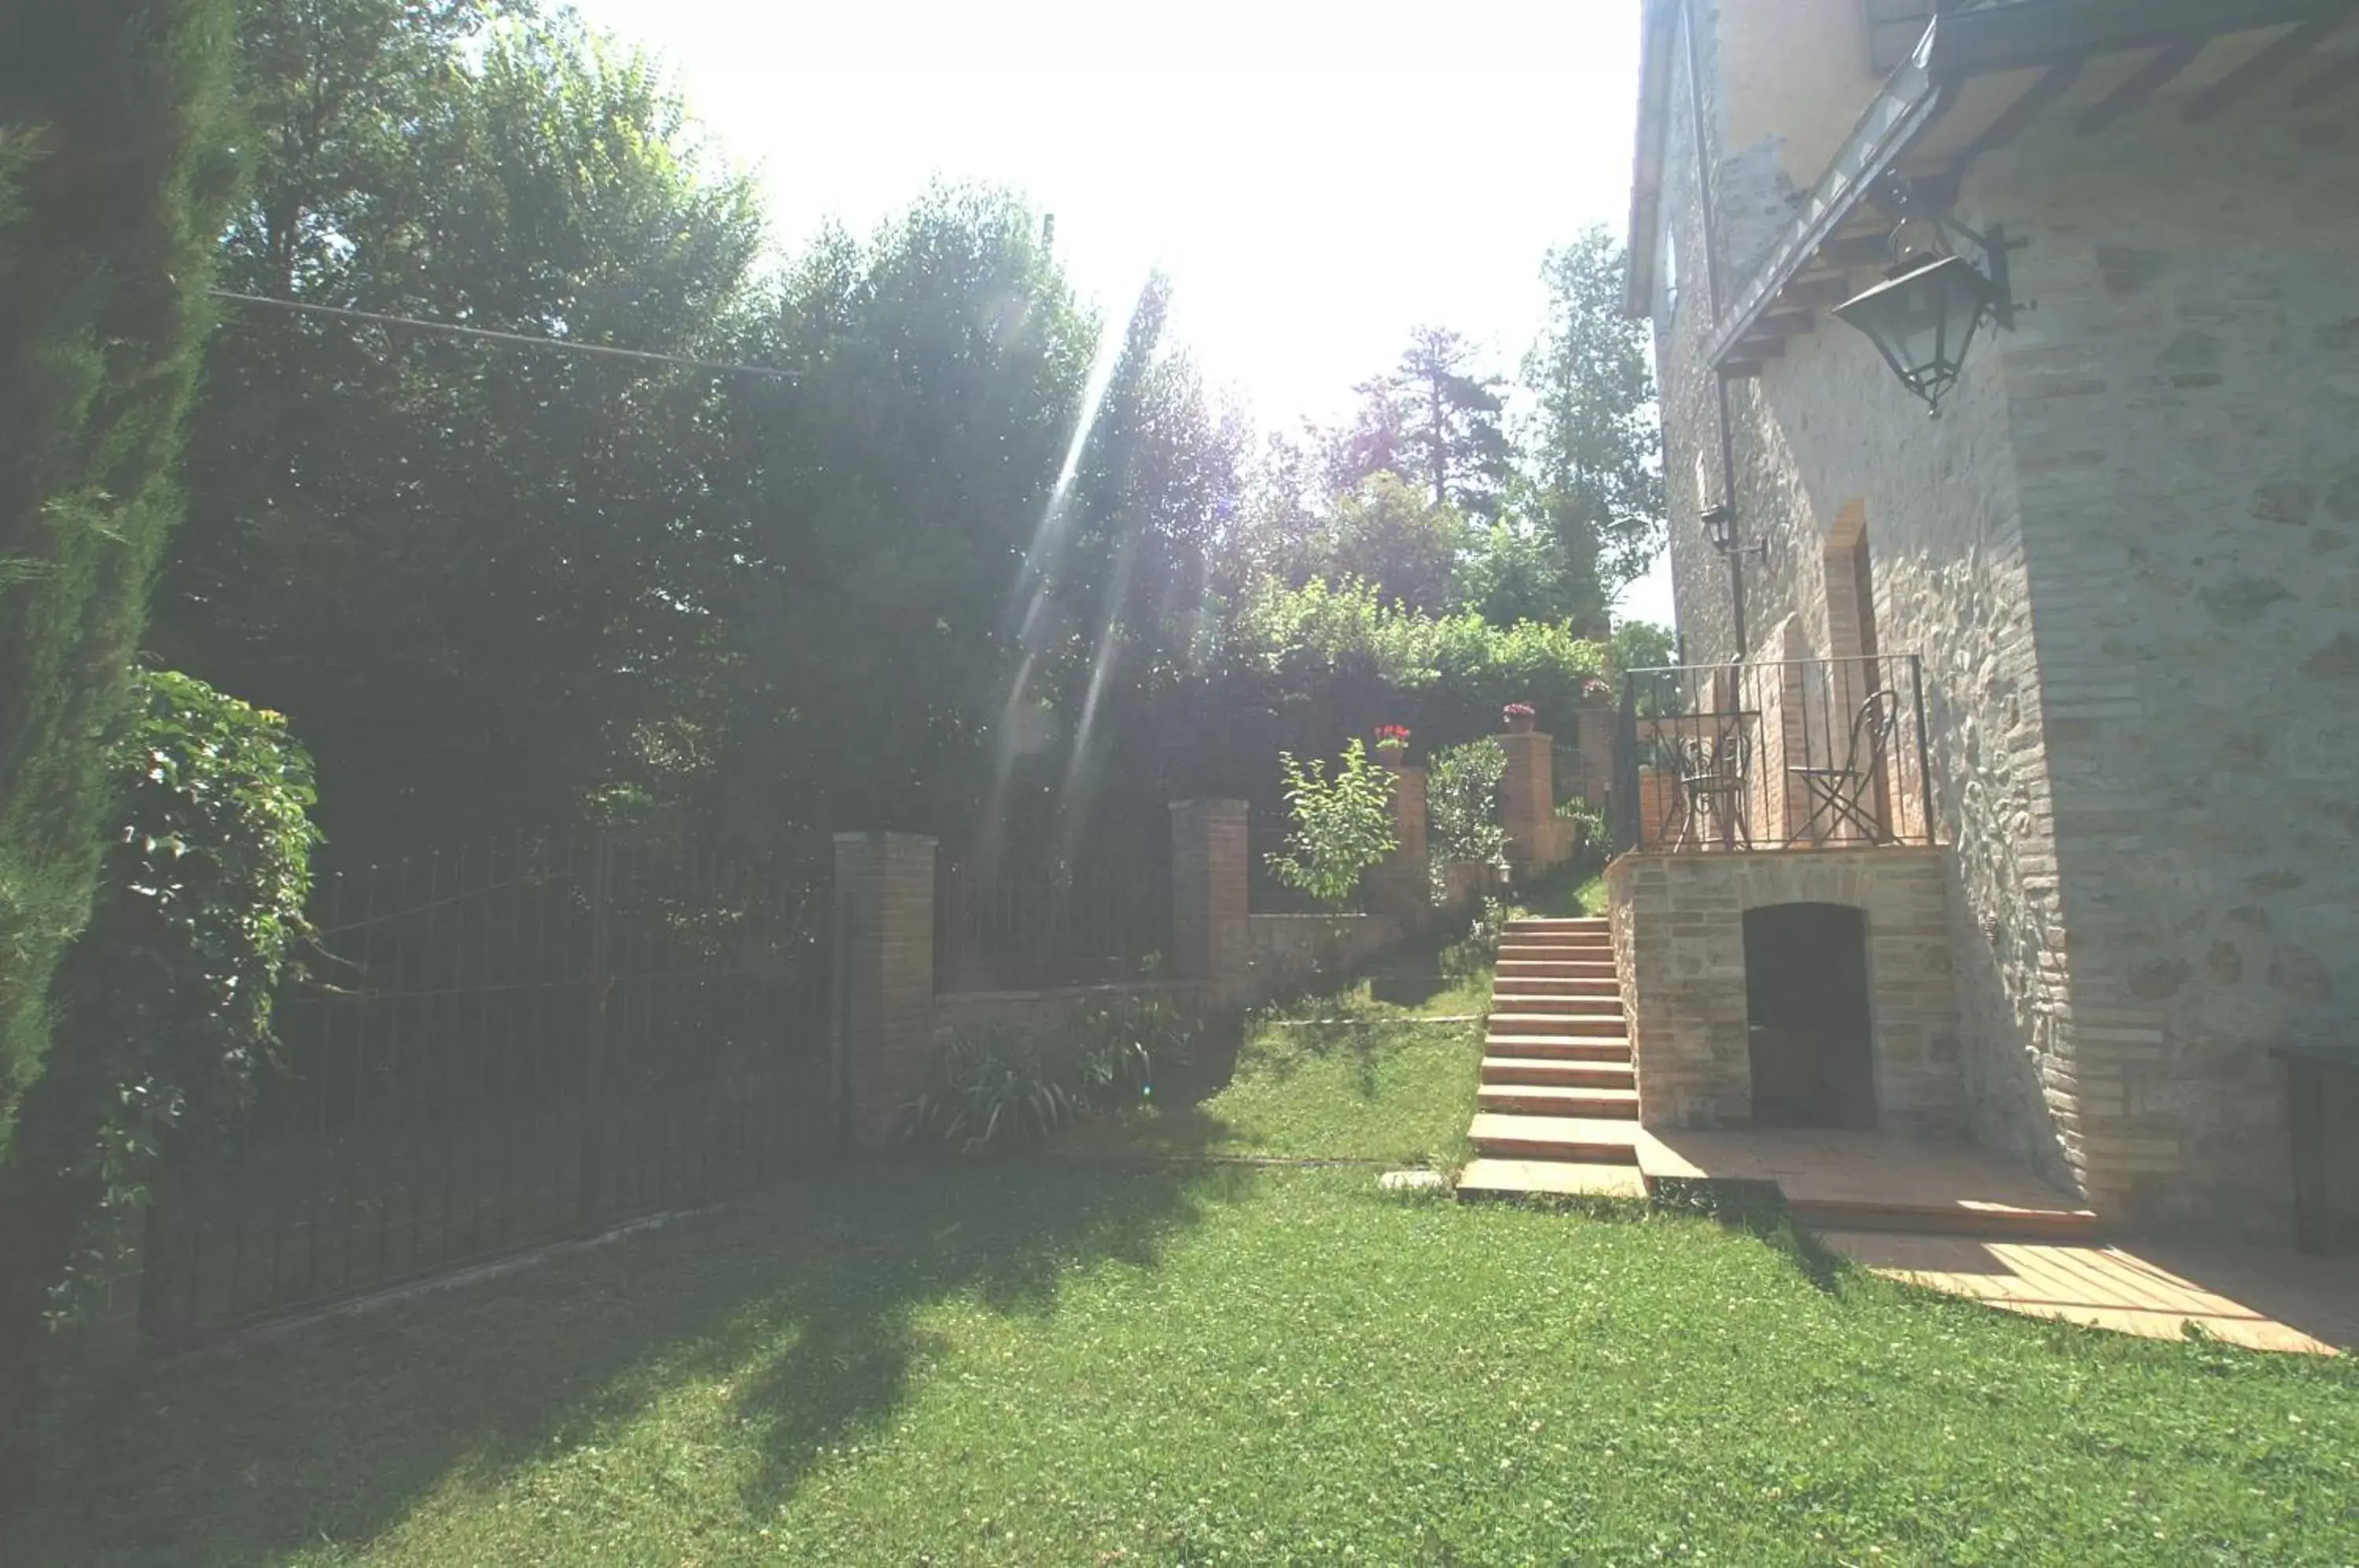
xmin=1372 ymin=723 xmax=1412 ymax=764
xmin=1502 ymin=702 xmax=1536 ymax=734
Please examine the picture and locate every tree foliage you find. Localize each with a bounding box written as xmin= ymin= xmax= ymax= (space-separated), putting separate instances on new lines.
xmin=0 ymin=0 xmax=238 ymax=1165
xmin=1427 ymin=738 xmax=1507 ymax=873
xmin=1522 ymin=230 xmax=1664 ymax=611
xmin=156 ymin=1 xmax=765 ymax=855
xmin=1266 ymin=742 xmax=1398 ymax=910
xmin=13 ymin=671 xmax=319 ymax=1329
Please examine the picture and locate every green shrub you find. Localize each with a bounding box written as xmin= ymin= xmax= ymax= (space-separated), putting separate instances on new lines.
xmin=17 ymin=669 xmax=320 ymax=1326
xmin=1224 ymin=576 xmax=1608 ymax=736
xmin=1266 ymin=740 xmax=1397 ymax=909
xmin=911 ymin=998 xmax=1192 ymax=1154
xmin=1427 ymin=738 xmax=1507 ymax=879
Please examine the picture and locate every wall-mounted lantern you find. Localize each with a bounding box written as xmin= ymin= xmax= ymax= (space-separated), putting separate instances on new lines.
xmin=1835 ymin=195 xmax=2025 ymax=414
xmin=1701 ymin=502 xmax=1765 ymax=561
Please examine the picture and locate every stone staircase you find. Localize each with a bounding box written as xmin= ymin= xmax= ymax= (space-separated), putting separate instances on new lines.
xmin=1458 ymin=917 xmax=1648 ymax=1200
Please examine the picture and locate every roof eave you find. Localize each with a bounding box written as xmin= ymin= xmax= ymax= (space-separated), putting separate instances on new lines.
xmin=1624 ymin=0 xmax=1682 ymax=319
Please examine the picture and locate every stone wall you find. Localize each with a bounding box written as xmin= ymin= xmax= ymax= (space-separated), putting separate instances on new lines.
xmin=1646 ymin=4 xmax=2357 ymax=1232
xmin=1608 ymin=847 xmax=1965 ymax=1136
xmin=1246 ymin=913 xmax=1405 ymax=997
xmin=1970 ymin=104 xmax=2359 ymax=1231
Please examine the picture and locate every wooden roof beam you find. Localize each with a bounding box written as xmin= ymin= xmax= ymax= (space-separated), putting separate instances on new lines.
xmin=2186 ymin=15 xmax=2343 ymax=123
xmin=2077 ymin=41 xmax=2205 ymax=133
xmin=1959 ymin=57 xmax=2088 ymax=160
xmin=2291 ymin=47 xmax=2359 ymax=105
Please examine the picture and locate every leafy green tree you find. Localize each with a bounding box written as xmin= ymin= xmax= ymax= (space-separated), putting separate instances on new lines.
xmin=156 ymin=4 xmax=764 ymax=856
xmin=701 ymin=186 xmax=1095 ymax=852
xmin=1427 ymin=737 xmax=1507 ymax=878
xmin=1610 ymin=618 xmax=1677 ymax=676
xmin=1523 ymin=230 xmax=1664 ymax=624
xmin=0 ymin=0 xmax=237 ymax=1169
xmin=1397 ymin=326 xmax=1513 ymax=521
xmin=1455 ymin=507 xmax=1588 ymax=628
xmin=1319 ymin=370 xmax=1410 ymax=501
xmin=1267 ymin=741 xmax=1397 ymax=909
xmin=1300 ymin=473 xmax=1467 ymax=613
xmin=0 ymin=671 xmax=318 ymax=1518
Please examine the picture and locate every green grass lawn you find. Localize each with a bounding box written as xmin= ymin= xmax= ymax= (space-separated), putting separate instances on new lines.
xmin=15 ymin=951 xmax=2359 ymax=1566
xmin=1055 ymin=1004 xmax=1480 ymax=1169
xmin=19 ymin=1169 xmax=2357 ymax=1567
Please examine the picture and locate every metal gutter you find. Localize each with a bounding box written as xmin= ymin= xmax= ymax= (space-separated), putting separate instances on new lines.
xmin=1623 ymin=0 xmax=1682 ymax=318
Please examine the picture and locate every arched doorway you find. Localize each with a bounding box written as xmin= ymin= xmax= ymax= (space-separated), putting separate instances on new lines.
xmin=1744 ymin=903 xmax=1876 ymax=1129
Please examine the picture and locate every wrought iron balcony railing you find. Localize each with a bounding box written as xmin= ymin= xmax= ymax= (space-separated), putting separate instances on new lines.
xmin=1610 ymin=654 xmax=1936 ymax=854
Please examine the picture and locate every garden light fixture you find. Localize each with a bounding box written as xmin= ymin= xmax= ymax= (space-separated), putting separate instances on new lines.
xmin=1835 ymin=197 xmax=2024 ymax=414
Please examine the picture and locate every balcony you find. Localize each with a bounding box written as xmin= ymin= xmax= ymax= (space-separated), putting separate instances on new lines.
xmin=1609 ymin=654 xmax=1935 ymax=854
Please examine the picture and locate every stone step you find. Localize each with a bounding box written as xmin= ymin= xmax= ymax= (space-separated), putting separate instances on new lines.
xmin=1488 ymin=1012 xmax=1627 ymax=1038
xmin=1489 ymin=994 xmax=1625 ymax=1018
xmin=1484 ymin=1036 xmax=1632 ymax=1062
xmin=1470 ymin=1113 xmax=1643 ymax=1163
xmin=1478 ymin=1084 xmax=1641 ymax=1118
xmin=1496 ymin=956 xmax=1618 ymax=977
xmin=1498 ymin=935 xmax=1612 ymax=951
xmin=1456 ymin=1158 xmax=1647 ymax=1202
xmin=1481 ymin=1056 xmax=1636 ymax=1089
xmin=1503 ymin=918 xmax=1608 ymax=933
xmin=1493 ymin=974 xmax=1621 ymax=997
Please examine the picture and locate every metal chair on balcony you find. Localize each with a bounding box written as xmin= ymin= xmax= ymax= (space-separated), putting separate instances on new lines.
xmin=1669 ymin=720 xmax=1754 ymax=851
xmin=1790 ymin=689 xmax=1903 ymax=844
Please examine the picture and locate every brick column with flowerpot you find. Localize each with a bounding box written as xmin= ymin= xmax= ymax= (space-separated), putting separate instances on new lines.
xmin=1500 ymin=716 xmax=1563 ymax=875
xmin=1363 ymin=731 xmax=1430 ymax=926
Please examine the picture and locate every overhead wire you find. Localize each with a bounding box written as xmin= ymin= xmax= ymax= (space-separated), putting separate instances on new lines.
xmin=208 ymin=288 xmax=798 ymax=381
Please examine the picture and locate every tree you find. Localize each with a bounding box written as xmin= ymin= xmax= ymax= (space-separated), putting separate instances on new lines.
xmin=1319 ymin=370 xmax=1409 ymax=500
xmin=1396 ymin=326 xmax=1513 ymax=521
xmin=1306 ymin=473 xmax=1467 ymax=614
xmin=0 ymin=0 xmax=237 ymax=1160
xmin=154 ymin=3 xmax=765 ymax=856
xmin=0 ymin=0 xmax=239 ymax=1511
xmin=1522 ymin=230 xmax=1664 ymax=631
xmin=1267 ymin=741 xmax=1397 ymax=909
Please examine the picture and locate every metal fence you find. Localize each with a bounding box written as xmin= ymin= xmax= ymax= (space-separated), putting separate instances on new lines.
xmin=137 ymin=830 xmax=834 ymax=1348
xmin=1611 ymin=655 xmax=1935 ymax=853
xmin=935 ymin=852 xmax=1173 ymax=992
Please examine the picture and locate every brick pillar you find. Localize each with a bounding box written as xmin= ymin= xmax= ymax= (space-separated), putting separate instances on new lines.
xmin=1170 ymin=799 xmax=1249 ymax=1003
xmin=1363 ymin=760 xmax=1430 ymax=926
xmin=833 ymin=832 xmax=936 ymax=1150
xmin=1500 ymin=730 xmax=1557 ymax=872
xmin=1574 ymin=694 xmax=1617 ymax=804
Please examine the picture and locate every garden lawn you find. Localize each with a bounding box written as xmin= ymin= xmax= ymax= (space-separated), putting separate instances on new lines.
xmin=1052 ymin=999 xmax=1481 ymax=1169
xmin=16 ymin=1165 xmax=2357 ymax=1567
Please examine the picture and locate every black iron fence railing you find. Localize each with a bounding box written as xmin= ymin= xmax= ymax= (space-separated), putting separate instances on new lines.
xmin=1611 ymin=655 xmax=1935 ymax=853
xmin=935 ymin=854 xmax=1173 ymax=992
xmin=138 ymin=830 xmax=832 ymax=1349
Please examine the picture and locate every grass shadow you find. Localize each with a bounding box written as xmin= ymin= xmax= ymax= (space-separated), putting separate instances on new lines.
xmin=13 ymin=1159 xmax=1231 ymax=1566
xmin=1648 ymin=1177 xmax=1856 ymax=1297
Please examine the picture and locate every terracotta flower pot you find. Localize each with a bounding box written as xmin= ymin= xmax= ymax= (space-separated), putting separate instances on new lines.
xmin=1503 ymin=711 xmax=1536 ymax=734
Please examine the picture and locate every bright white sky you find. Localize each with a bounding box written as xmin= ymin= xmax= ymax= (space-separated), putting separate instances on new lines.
xmin=564 ymin=0 xmax=1676 ymax=626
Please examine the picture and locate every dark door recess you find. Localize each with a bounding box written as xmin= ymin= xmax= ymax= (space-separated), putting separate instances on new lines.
xmin=1744 ymin=903 xmax=1877 ymax=1130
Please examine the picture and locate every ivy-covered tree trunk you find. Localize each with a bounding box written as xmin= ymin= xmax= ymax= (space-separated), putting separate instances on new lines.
xmin=0 ymin=0 xmax=237 ymax=1519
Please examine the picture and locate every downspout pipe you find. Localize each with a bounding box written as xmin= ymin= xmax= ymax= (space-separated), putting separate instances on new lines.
xmin=1680 ymin=0 xmax=1750 ymax=659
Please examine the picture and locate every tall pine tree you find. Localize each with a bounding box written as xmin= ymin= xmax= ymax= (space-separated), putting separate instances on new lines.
xmin=0 ymin=0 xmax=239 ymax=1518
xmin=0 ymin=0 xmax=237 ymax=1162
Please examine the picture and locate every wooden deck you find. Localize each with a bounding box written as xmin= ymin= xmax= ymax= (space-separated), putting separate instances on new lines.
xmin=1461 ymin=1123 xmax=2357 ymax=1355
xmin=1825 ymin=1231 xmax=2359 ymax=1356
xmin=1636 ymin=1128 xmax=2100 ymax=1239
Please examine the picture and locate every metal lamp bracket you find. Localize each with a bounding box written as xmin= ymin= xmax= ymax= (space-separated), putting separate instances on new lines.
xmin=1867 ymin=174 xmax=2031 ymax=329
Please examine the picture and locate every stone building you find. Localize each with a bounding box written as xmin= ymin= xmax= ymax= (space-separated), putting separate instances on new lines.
xmin=1616 ymin=0 xmax=2359 ymax=1235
